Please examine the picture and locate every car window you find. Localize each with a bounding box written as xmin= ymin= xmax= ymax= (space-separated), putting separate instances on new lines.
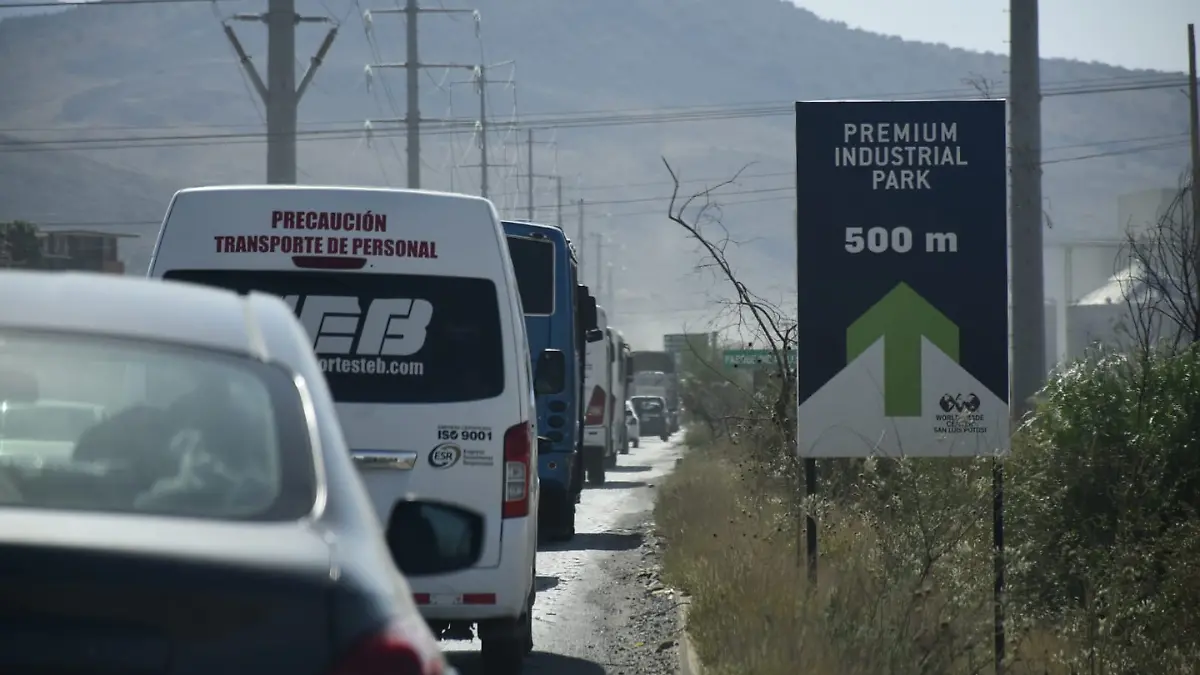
xmin=163 ymin=269 xmax=505 ymax=405
xmin=0 ymin=404 xmax=100 ymax=443
xmin=506 ymin=235 xmax=555 ymax=315
xmin=633 ymin=398 xmax=663 ymax=412
xmin=0 ymin=330 xmax=316 ymax=521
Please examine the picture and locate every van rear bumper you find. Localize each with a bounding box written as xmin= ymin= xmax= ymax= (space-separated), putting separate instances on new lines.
xmin=410 ymin=516 xmax=535 ymax=621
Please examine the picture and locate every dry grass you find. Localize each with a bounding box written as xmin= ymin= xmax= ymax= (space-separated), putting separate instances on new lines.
xmin=655 ymin=445 xmax=1083 ymax=675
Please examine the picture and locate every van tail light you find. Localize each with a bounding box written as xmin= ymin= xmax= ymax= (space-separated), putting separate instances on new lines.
xmin=584 ymin=386 xmax=606 ymax=425
xmin=328 ymin=617 xmax=444 ymax=675
xmin=502 ymin=421 xmax=532 ymax=519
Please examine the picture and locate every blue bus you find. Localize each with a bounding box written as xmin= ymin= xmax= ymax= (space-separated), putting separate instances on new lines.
xmin=503 ymin=221 xmax=601 ymax=541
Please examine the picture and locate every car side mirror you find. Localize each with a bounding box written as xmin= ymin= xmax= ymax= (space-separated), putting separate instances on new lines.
xmin=579 ymin=292 xmax=599 ymax=331
xmin=585 ymin=328 xmax=604 ymax=343
xmin=534 ymin=349 xmax=566 ymax=395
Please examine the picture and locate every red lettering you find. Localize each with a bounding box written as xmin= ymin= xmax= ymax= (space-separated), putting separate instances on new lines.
xmin=217 ymin=231 xmax=436 ymax=259
xmin=267 ymin=210 xmax=386 ymax=232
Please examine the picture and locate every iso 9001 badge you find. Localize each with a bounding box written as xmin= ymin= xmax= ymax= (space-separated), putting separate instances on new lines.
xmin=428 ymin=442 xmax=462 ymax=469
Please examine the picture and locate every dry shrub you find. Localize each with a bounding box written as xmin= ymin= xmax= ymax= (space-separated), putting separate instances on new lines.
xmin=656 ymin=448 xmax=1023 ymax=675
xmin=655 ymin=438 xmax=1200 ymax=675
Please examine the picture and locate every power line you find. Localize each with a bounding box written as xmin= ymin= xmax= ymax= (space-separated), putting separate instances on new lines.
xmin=0 ymin=0 xmax=229 ymax=7
xmin=1 ymin=76 xmax=1189 ymax=154
xmin=0 ymin=72 xmax=1169 ymax=134
xmin=505 ymin=132 xmax=1192 ymax=195
xmin=22 ymin=137 xmax=1189 ymax=229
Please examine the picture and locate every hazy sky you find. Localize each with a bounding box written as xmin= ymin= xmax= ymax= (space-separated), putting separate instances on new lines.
xmin=791 ymin=0 xmax=1199 ymax=72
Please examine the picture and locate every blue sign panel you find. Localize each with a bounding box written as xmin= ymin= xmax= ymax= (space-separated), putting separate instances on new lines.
xmin=794 ymin=99 xmax=1009 ymax=458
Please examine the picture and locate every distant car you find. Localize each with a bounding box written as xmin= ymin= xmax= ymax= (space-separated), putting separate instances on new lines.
xmin=630 ymin=395 xmax=670 ymax=441
xmin=624 ymin=401 xmax=640 ymax=449
xmin=0 ymin=271 xmax=450 ymax=675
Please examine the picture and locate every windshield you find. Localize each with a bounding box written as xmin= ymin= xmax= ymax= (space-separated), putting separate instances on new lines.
xmin=630 ymin=352 xmax=676 ymax=374
xmin=163 ymin=269 xmax=505 ymax=404
xmin=632 ymin=398 xmax=663 ymax=413
xmin=506 ymin=235 xmax=555 ymax=315
xmin=633 ymin=371 xmax=668 ymax=387
xmin=0 ymin=331 xmax=314 ymax=521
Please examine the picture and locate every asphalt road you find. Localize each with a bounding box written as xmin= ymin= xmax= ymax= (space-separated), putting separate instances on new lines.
xmin=445 ymin=433 xmax=684 ymax=674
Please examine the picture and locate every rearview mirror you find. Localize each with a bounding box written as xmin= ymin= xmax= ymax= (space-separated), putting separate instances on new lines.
xmin=575 ymin=284 xmax=599 ymax=331
xmin=537 ymin=435 xmax=553 ymax=455
xmin=582 ymin=296 xmax=599 ymax=331
xmin=585 ymin=328 xmax=604 ymax=343
xmin=534 ymin=349 xmax=567 ymax=395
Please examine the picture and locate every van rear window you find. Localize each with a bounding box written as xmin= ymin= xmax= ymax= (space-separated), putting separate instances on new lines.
xmin=505 ymin=236 xmax=554 ymax=315
xmin=162 ymin=270 xmax=505 ymax=404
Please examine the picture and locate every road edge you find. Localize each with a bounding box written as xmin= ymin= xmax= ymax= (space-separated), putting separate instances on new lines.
xmin=677 ymin=597 xmax=703 ymax=675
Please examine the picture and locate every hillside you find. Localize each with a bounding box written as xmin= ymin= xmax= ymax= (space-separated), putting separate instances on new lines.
xmin=0 ymin=0 xmax=1190 ymax=345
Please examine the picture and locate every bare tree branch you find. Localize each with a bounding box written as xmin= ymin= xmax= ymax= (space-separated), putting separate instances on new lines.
xmin=662 ymin=157 xmax=797 ymax=456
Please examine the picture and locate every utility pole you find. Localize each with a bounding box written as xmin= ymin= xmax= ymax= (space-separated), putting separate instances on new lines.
xmin=527 ymin=173 xmax=563 ymax=226
xmin=1187 ymin=24 xmax=1200 ymax=302
xmin=557 ymin=177 xmax=564 ymax=228
xmin=589 ymin=233 xmax=604 ymax=298
xmin=523 ymin=130 xmax=557 ymax=221
xmin=453 ymin=61 xmax=517 ymax=199
xmin=607 ymin=263 xmax=615 ymax=315
xmin=526 ymin=129 xmax=534 ymax=220
xmin=225 ymin=2 xmax=337 ymax=184
xmin=1009 ymin=0 xmax=1045 ymax=416
xmin=363 ymin=4 xmax=478 ymax=189
xmin=478 ymin=66 xmax=489 ymax=197
xmin=577 ymin=198 xmax=586 ymax=280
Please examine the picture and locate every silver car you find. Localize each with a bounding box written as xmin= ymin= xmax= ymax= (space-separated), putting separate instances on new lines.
xmin=0 ymin=270 xmax=452 ymax=675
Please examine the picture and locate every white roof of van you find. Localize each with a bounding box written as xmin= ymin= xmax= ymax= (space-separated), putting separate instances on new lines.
xmin=173 ymin=184 xmax=493 ymax=205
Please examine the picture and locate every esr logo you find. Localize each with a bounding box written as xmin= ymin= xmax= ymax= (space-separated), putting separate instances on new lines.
xmin=281 ymin=295 xmax=433 ymax=356
xmin=428 ymin=442 xmax=462 ymax=469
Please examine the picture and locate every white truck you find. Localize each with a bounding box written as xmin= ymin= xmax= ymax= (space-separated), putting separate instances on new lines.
xmin=582 ymin=306 xmax=614 ymax=485
xmin=608 ymin=328 xmax=631 ymax=455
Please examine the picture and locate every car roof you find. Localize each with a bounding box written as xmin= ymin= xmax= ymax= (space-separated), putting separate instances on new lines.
xmin=0 ymin=270 xmax=291 ymax=358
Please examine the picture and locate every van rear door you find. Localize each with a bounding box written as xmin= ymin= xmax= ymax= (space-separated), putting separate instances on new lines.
xmin=158 ymin=268 xmax=512 ymax=572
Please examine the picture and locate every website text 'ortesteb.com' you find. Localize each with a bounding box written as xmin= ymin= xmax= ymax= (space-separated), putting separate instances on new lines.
xmin=317 ymin=356 xmax=425 ymax=376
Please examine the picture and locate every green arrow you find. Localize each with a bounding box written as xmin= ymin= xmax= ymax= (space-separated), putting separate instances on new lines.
xmin=845 ymin=282 xmax=959 ymax=417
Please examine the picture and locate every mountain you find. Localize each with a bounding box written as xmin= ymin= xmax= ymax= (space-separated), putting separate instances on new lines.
xmin=0 ymin=0 xmax=1190 ymax=347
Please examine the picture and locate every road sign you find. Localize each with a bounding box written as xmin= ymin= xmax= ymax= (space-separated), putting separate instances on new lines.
xmin=794 ymin=100 xmax=1010 ymax=458
xmin=723 ymin=349 xmax=797 ymax=369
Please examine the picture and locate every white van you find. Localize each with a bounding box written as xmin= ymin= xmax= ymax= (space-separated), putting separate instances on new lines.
xmin=608 ymin=328 xmax=630 ymax=454
xmin=147 ymin=185 xmax=556 ymax=672
xmin=581 ymin=306 xmax=615 ymax=484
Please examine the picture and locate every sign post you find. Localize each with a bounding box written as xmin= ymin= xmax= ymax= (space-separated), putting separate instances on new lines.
xmin=794 ymin=99 xmax=1010 ymax=667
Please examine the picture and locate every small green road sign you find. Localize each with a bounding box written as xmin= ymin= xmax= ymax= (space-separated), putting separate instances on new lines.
xmin=723 ymin=349 xmax=797 ymax=369
xmin=846 ymin=282 xmax=959 ymax=417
